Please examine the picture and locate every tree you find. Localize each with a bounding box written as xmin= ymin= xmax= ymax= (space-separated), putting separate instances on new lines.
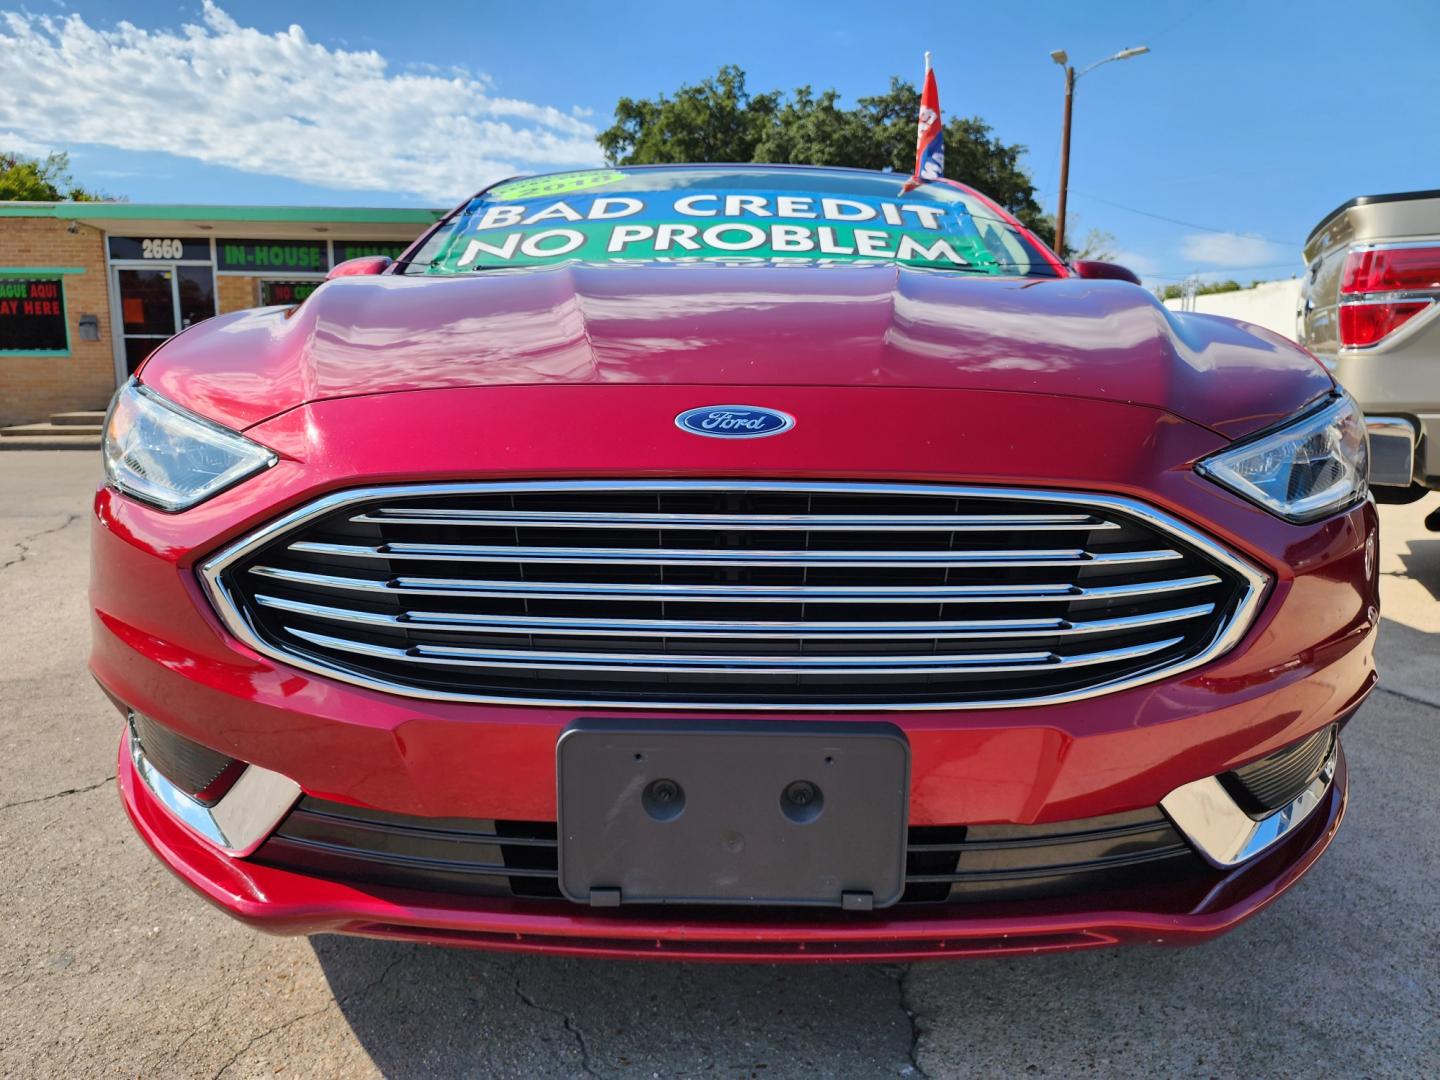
xmin=598 ymin=67 xmax=1059 ymax=247
xmin=752 ymin=86 xmax=877 ymax=168
xmin=0 ymin=150 xmax=112 ymax=201
xmin=598 ymin=66 xmax=779 ymax=167
xmin=1073 ymin=228 xmax=1117 ymax=262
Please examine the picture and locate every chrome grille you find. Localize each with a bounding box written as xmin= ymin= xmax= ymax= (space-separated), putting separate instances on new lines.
xmin=201 ymin=481 xmax=1267 ymax=710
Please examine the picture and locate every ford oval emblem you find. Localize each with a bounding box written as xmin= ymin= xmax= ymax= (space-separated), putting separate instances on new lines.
xmin=675 ymin=405 xmax=795 ymax=439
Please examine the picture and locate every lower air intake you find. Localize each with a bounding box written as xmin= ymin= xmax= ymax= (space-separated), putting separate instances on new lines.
xmin=1224 ymin=726 xmax=1337 ymax=815
xmin=128 ymin=711 xmax=242 ymax=805
xmin=251 ymin=797 xmax=1205 ymax=906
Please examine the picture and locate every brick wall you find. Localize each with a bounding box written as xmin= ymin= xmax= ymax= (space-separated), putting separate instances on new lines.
xmin=217 ymin=275 xmax=257 ymax=314
xmin=0 ymin=218 xmax=115 ymax=426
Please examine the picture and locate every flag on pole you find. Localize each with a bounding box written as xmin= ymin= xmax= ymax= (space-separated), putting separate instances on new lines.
xmin=914 ymin=52 xmax=944 ymax=181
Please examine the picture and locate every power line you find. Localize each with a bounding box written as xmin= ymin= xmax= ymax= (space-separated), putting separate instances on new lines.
xmin=1144 ymin=1 xmax=1212 ymax=45
xmin=1068 ymin=189 xmax=1297 ymax=247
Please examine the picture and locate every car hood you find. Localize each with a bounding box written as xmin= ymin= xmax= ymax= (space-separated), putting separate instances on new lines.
xmin=143 ymin=262 xmax=1333 ymax=439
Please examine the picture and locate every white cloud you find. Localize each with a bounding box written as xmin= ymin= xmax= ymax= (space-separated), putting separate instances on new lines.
xmin=0 ymin=3 xmax=604 ymax=202
xmin=1179 ymin=232 xmax=1286 ymax=268
xmin=0 ymin=129 xmax=56 ymax=158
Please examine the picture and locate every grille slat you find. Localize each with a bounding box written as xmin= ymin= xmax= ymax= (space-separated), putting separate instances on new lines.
xmin=906 ymin=818 xmax=1187 ymax=853
xmin=252 ymin=593 xmax=1215 ymax=640
xmin=205 ymin=481 xmax=1265 ymax=709
xmin=246 ymin=565 xmax=1225 ymax=604
xmin=284 ymin=625 xmax=1185 ymax=675
xmin=287 ymin=539 xmax=1180 ymax=569
xmin=353 ymin=508 xmax=1122 ymax=531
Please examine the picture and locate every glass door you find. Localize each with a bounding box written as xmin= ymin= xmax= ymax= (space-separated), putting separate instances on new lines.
xmin=114 ymin=264 xmax=216 ymax=374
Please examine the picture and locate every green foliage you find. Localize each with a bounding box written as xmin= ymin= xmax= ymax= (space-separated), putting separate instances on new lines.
xmin=598 ymin=66 xmax=780 ymax=166
xmin=1158 ymin=279 xmax=1248 ymax=301
xmin=0 ymin=150 xmax=113 ymax=202
xmin=598 ymin=66 xmax=1055 ymax=247
xmin=752 ymin=86 xmax=877 ymax=168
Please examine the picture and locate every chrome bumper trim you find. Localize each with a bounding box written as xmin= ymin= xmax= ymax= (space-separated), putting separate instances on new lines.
xmin=1160 ymin=738 xmax=1339 ymax=868
xmin=126 ymin=717 xmax=300 ymax=857
xmin=1365 ymin=416 xmax=1418 ymax=487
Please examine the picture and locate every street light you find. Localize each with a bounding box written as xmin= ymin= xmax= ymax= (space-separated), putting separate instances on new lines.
xmin=1050 ymin=45 xmax=1150 ymax=258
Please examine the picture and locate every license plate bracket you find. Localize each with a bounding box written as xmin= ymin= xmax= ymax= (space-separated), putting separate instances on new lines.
xmin=556 ymin=720 xmax=909 ymax=908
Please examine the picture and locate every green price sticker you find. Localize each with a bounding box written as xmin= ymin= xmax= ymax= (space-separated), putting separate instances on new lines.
xmin=488 ymin=170 xmax=626 ymax=201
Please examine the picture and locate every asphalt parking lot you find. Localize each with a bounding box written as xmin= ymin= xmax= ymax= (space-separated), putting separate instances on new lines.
xmin=1 ymin=451 xmax=1436 ymax=1078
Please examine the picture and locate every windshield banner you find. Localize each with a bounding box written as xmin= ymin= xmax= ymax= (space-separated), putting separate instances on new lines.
xmin=429 ymin=189 xmax=1003 ymax=273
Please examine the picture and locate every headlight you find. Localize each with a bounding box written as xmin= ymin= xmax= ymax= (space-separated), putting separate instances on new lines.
xmin=103 ymin=381 xmax=277 ymax=511
xmin=1197 ymin=392 xmax=1368 ymax=522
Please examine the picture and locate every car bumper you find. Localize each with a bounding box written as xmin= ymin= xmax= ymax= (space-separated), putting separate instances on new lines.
xmin=1363 ymin=413 xmax=1440 ymax=489
xmin=117 ymin=724 xmax=1349 ymax=961
xmin=91 ymin=385 xmax=1380 ymax=957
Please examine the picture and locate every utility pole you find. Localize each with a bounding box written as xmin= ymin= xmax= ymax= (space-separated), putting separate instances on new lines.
xmin=1055 ymin=63 xmax=1075 ymax=259
xmin=1049 ymin=46 xmax=1150 ymax=259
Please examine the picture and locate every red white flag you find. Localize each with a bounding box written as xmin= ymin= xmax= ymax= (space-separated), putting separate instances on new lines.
xmin=913 ymin=53 xmax=944 ymax=181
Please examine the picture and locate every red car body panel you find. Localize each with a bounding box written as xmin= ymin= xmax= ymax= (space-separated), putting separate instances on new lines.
xmin=94 ymin=175 xmax=1376 ymax=958
xmin=140 ymin=268 xmax=1332 ymax=440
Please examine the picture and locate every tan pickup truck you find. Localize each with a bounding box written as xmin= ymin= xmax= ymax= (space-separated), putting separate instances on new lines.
xmin=1300 ymin=188 xmax=1440 ymax=528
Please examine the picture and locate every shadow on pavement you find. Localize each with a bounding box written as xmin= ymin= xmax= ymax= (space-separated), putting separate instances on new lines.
xmin=312 ymin=935 xmax=919 ymax=1078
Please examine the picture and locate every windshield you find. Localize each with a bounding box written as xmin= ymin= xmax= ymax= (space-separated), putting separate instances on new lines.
xmin=404 ymin=166 xmax=1061 ymax=277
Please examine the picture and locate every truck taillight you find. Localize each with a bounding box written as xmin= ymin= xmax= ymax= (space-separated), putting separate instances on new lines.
xmin=1339 ymin=301 xmax=1430 ymax=347
xmin=1341 ymin=246 xmax=1440 ymax=294
xmin=1339 ymin=245 xmax=1440 ymax=346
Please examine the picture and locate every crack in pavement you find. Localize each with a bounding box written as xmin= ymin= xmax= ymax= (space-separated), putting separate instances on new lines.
xmin=891 ymin=964 xmax=928 ymax=1078
xmin=508 ymin=968 xmax=602 ymax=1078
xmin=168 ymin=938 xmax=262 ymax=1065
xmin=562 ymin=1014 xmax=600 ymax=1079
xmin=474 ymin=957 xmax=602 ymax=1077
xmin=0 ymin=512 xmax=82 ymax=573
xmin=208 ymin=1000 xmax=336 ymax=1080
xmin=0 ymin=775 xmax=113 ymax=813
xmin=209 ymin=951 xmax=410 ymax=1079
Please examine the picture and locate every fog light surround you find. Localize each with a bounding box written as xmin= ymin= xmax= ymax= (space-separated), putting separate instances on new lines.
xmin=126 ymin=714 xmax=301 ymax=856
xmin=1160 ymin=732 xmax=1339 ymax=868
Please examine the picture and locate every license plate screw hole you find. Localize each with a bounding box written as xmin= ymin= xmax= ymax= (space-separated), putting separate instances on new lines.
xmin=781 ymin=780 xmax=824 ymax=824
xmin=642 ymin=778 xmax=685 ymax=821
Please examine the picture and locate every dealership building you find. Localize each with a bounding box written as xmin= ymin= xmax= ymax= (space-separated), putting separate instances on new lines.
xmin=0 ymin=202 xmax=445 ymax=431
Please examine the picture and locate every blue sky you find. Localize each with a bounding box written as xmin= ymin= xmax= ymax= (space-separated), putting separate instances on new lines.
xmin=3 ymin=0 xmax=1438 ymax=286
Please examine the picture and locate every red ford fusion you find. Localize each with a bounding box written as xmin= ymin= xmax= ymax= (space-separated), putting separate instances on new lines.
xmin=93 ymin=165 xmax=1376 ymax=961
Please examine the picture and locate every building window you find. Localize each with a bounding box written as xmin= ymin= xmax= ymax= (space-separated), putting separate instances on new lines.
xmin=0 ymin=276 xmax=69 ymax=355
